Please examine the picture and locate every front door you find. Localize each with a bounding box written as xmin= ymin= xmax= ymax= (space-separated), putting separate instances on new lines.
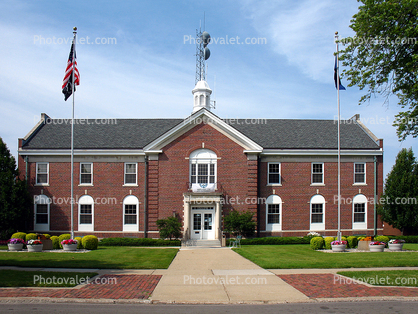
xmin=191 ymin=207 xmax=215 ymax=240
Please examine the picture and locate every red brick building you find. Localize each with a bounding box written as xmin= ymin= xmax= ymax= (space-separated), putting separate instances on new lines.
xmin=18 ymin=81 xmax=384 ymax=240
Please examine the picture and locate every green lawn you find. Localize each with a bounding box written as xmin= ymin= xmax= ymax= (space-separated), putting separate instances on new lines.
xmin=233 ymin=244 xmax=418 ymax=269
xmin=337 ymin=270 xmax=418 ymax=287
xmin=0 ymin=270 xmax=98 ymax=287
xmin=0 ymin=247 xmax=178 ymax=269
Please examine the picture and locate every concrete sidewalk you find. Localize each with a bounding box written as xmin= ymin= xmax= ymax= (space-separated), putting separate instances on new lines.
xmin=150 ymin=247 xmax=309 ymax=303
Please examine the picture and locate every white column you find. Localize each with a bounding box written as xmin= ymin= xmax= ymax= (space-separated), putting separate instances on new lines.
xmin=183 ymin=198 xmax=190 ymax=240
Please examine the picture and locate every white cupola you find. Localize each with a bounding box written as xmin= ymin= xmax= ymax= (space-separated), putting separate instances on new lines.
xmin=192 ymin=80 xmax=212 ymax=113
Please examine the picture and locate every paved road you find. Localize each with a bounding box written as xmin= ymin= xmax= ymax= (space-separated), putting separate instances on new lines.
xmin=0 ymin=301 xmax=416 ymax=314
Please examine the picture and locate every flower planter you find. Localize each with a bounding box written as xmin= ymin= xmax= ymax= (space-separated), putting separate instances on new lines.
xmin=62 ymin=243 xmax=78 ymax=251
xmin=388 ymin=243 xmax=403 ymax=251
xmin=331 ymin=244 xmax=346 ymax=252
xmin=369 ymin=244 xmax=385 ymax=252
xmin=358 ymin=241 xmax=371 ymax=251
xmin=8 ymin=243 xmax=24 ymax=251
xmin=27 ymin=244 xmax=43 ymax=252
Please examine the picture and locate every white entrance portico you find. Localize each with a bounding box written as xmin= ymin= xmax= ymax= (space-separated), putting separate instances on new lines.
xmin=183 ymin=192 xmax=223 ymax=240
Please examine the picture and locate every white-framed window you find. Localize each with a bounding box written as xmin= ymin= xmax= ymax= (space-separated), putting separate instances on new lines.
xmin=311 ymin=163 xmax=324 ymax=184
xmin=80 ymin=163 xmax=93 ymax=185
xmin=78 ymin=195 xmax=94 ymax=231
xmin=36 ymin=162 xmax=49 ymax=185
xmin=190 ymin=149 xmax=217 ymax=191
xmin=354 ymin=163 xmax=366 ymax=184
xmin=34 ymin=195 xmax=50 ymax=231
xmin=310 ymin=194 xmax=325 ymax=230
xmin=123 ymin=195 xmax=139 ymax=231
xmin=124 ymin=163 xmax=137 ymax=185
xmin=268 ymin=163 xmax=281 ymax=185
xmin=265 ymin=195 xmax=282 ymax=231
xmin=353 ymin=194 xmax=367 ymax=229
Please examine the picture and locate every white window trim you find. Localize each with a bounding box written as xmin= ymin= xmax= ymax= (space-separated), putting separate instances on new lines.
xmin=34 ymin=195 xmax=50 ymax=232
xmin=265 ymin=195 xmax=282 ymax=231
xmin=310 ymin=194 xmax=325 ymax=231
xmin=189 ymin=149 xmax=217 ymax=187
xmin=353 ymin=163 xmax=366 ymax=185
xmin=352 ymin=194 xmax=367 ymax=230
xmin=79 ymin=162 xmax=93 ymax=186
xmin=123 ymin=195 xmax=139 ymax=231
xmin=35 ymin=162 xmax=49 ymax=186
xmin=78 ymin=195 xmax=94 ymax=231
xmin=311 ymin=162 xmax=324 ymax=185
xmin=267 ymin=162 xmax=281 ymax=186
xmin=124 ymin=163 xmax=138 ymax=186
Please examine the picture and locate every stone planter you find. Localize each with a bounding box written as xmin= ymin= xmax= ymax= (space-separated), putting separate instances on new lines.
xmin=8 ymin=243 xmax=24 ymax=251
xmin=62 ymin=243 xmax=78 ymax=251
xmin=41 ymin=239 xmax=53 ymax=250
xmin=358 ymin=241 xmax=371 ymax=251
xmin=388 ymin=243 xmax=404 ymax=251
xmin=369 ymin=244 xmax=385 ymax=252
xmin=27 ymin=244 xmax=43 ymax=252
xmin=331 ymin=244 xmax=346 ymax=252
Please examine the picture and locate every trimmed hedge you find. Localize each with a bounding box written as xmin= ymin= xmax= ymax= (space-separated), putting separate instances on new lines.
xmin=25 ymin=233 xmax=37 ymax=242
xmin=387 ymin=235 xmax=418 ymax=243
xmin=50 ymin=236 xmax=60 ymax=249
xmin=227 ymin=236 xmax=311 ymax=246
xmin=10 ymin=232 xmax=26 ymax=240
xmin=347 ymin=236 xmax=358 ymax=249
xmin=75 ymin=237 xmax=83 ymax=249
xmin=310 ymin=237 xmax=324 ymax=250
xmin=82 ymin=235 xmax=99 ymax=250
xmin=99 ymin=237 xmax=181 ymax=247
xmin=324 ymin=237 xmax=334 ymax=250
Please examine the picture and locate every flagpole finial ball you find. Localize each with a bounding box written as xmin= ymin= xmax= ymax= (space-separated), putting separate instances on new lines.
xmin=335 ymin=31 xmax=338 ymax=35
xmin=73 ymin=27 xmax=77 ymax=31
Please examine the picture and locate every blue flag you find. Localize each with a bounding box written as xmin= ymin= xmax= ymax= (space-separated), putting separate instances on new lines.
xmin=334 ymin=56 xmax=345 ymax=90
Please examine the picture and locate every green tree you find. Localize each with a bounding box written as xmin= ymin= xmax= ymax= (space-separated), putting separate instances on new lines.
xmin=156 ymin=216 xmax=182 ymax=240
xmin=0 ymin=138 xmax=31 ymax=239
xmin=223 ymin=210 xmax=256 ymax=237
xmin=339 ymin=0 xmax=418 ymax=140
xmin=377 ymin=148 xmax=418 ymax=234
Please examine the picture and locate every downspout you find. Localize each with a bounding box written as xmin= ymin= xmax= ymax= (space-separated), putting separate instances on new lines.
xmin=374 ymin=156 xmax=377 ymax=237
xmin=257 ymin=155 xmax=261 ymax=238
xmin=24 ymin=156 xmax=28 ymax=182
xmin=143 ymin=156 xmax=148 ymax=238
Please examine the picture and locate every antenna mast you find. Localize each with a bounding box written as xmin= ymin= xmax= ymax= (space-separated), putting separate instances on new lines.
xmin=195 ymin=22 xmax=211 ymax=84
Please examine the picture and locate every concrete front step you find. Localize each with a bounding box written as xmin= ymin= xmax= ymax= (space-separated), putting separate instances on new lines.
xmin=181 ymin=239 xmax=221 ymax=248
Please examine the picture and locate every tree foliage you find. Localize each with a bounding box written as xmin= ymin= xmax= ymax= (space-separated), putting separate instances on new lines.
xmin=0 ymin=138 xmax=31 ymax=239
xmin=339 ymin=0 xmax=418 ymax=140
xmin=156 ymin=216 xmax=182 ymax=240
xmin=223 ymin=210 xmax=256 ymax=237
xmin=377 ymin=148 xmax=418 ymax=234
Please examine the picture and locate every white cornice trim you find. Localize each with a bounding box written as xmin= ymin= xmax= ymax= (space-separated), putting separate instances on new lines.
xmin=18 ymin=149 xmax=145 ymax=156
xmin=144 ymin=109 xmax=263 ymax=152
xmin=261 ymin=149 xmax=383 ymax=156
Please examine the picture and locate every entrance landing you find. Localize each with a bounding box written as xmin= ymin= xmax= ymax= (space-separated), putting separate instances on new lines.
xmin=181 ymin=239 xmax=221 ymax=249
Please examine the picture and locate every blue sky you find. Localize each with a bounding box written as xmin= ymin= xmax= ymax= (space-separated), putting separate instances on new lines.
xmin=0 ymin=0 xmax=416 ymax=178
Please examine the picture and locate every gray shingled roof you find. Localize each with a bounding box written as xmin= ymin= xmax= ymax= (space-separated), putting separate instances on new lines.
xmin=22 ymin=118 xmax=380 ymax=150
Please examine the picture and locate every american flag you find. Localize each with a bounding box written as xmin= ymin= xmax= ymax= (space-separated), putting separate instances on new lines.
xmin=62 ymin=40 xmax=80 ymax=101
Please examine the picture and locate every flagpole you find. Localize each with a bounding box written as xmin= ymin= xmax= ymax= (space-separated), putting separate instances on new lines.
xmin=70 ymin=27 xmax=77 ymax=240
xmin=335 ymin=31 xmax=341 ymax=241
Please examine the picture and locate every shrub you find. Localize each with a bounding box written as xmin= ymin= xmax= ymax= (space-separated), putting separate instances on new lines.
xmin=82 ymin=235 xmax=98 ymax=250
xmin=43 ymin=234 xmax=51 ymax=239
xmin=347 ymin=236 xmax=358 ymax=249
xmin=223 ymin=210 xmax=256 ymax=237
xmin=58 ymin=234 xmax=71 ymax=248
xmin=334 ymin=236 xmax=347 ymax=242
xmin=25 ymin=233 xmax=37 ymax=242
xmin=310 ymin=236 xmax=324 ymax=250
xmin=324 ymin=237 xmax=334 ymax=249
xmin=99 ymin=237 xmax=181 ymax=246
xmin=50 ymin=236 xmax=60 ymax=249
xmin=156 ymin=216 xmax=182 ymax=240
xmin=75 ymin=237 xmax=83 ymax=249
xmin=374 ymin=235 xmax=389 ymax=247
xmin=10 ymin=232 xmax=26 ymax=240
